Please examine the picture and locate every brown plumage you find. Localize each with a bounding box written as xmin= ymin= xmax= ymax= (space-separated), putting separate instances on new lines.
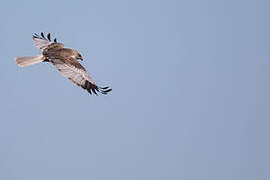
xmin=15 ymin=32 xmax=112 ymax=95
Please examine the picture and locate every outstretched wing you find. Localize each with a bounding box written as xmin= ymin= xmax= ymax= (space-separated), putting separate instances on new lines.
xmin=33 ymin=32 xmax=64 ymax=51
xmin=51 ymin=58 xmax=112 ymax=95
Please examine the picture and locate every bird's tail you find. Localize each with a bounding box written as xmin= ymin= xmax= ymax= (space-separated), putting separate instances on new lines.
xmin=14 ymin=54 xmax=45 ymax=67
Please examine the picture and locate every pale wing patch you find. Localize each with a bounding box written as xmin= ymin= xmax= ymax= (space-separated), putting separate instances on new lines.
xmin=33 ymin=33 xmax=53 ymax=51
xmin=33 ymin=38 xmax=52 ymax=50
xmin=51 ymin=60 xmax=111 ymax=95
xmin=53 ymin=61 xmax=94 ymax=83
xmin=32 ymin=32 xmax=64 ymax=51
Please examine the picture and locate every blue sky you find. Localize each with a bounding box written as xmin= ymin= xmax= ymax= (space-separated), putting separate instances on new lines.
xmin=0 ymin=0 xmax=269 ymax=180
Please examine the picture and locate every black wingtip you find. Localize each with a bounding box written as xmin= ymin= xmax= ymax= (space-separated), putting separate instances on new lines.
xmin=92 ymin=88 xmax=98 ymax=95
xmin=99 ymin=87 xmax=112 ymax=95
xmin=33 ymin=33 xmax=40 ymax=39
xmin=82 ymin=81 xmax=111 ymax=95
xmin=41 ymin=32 xmax=45 ymax=39
xmin=32 ymin=32 xmax=56 ymax=42
xmin=47 ymin=33 xmax=51 ymax=41
xmin=87 ymin=89 xmax=92 ymax=94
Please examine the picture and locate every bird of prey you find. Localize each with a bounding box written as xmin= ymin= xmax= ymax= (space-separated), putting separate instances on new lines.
xmin=15 ymin=32 xmax=112 ymax=95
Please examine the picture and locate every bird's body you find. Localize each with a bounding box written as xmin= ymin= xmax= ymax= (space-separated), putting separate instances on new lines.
xmin=43 ymin=48 xmax=82 ymax=67
xmin=15 ymin=32 xmax=112 ymax=95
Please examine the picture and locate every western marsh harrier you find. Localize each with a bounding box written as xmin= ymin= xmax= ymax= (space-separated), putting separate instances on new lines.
xmin=15 ymin=32 xmax=112 ymax=95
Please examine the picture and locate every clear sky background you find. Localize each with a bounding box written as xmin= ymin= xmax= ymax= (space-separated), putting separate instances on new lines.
xmin=0 ymin=0 xmax=269 ymax=180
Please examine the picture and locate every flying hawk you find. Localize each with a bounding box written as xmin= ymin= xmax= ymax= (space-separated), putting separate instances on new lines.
xmin=15 ymin=32 xmax=112 ymax=95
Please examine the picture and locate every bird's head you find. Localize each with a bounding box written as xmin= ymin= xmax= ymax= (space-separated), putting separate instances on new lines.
xmin=75 ymin=51 xmax=83 ymax=61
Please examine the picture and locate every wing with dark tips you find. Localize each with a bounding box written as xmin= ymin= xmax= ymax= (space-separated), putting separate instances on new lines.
xmin=50 ymin=58 xmax=112 ymax=95
xmin=33 ymin=32 xmax=63 ymax=51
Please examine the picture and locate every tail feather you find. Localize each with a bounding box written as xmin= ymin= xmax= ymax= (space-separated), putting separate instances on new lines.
xmin=15 ymin=54 xmax=44 ymax=67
